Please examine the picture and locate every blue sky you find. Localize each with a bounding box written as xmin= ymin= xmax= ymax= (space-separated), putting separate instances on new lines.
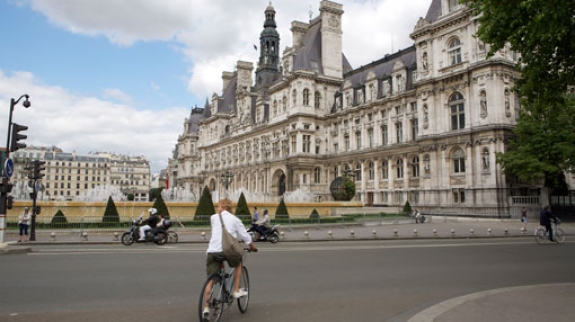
xmin=0 ymin=0 xmax=431 ymax=173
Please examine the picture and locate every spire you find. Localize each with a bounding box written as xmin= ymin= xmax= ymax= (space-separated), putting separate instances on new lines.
xmin=256 ymin=1 xmax=280 ymax=88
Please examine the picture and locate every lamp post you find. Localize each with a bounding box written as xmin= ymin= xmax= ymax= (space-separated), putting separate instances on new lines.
xmin=1 ymin=94 xmax=31 ymax=245
xmin=220 ymin=170 xmax=234 ymax=198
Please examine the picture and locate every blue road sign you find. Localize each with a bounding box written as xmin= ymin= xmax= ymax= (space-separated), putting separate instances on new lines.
xmin=4 ymin=158 xmax=14 ymax=178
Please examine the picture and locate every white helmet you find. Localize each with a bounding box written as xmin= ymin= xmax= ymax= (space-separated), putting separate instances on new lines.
xmin=148 ymin=208 xmax=158 ymax=215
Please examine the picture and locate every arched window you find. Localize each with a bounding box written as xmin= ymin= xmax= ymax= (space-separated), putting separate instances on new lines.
xmin=453 ymin=148 xmax=466 ymax=173
xmin=303 ymin=89 xmax=310 ymax=106
xmin=449 ymin=37 xmax=462 ymax=65
xmin=450 ymin=92 xmax=465 ymax=130
xmin=411 ymin=156 xmax=420 ymax=178
xmin=396 ymin=158 xmax=404 ymax=179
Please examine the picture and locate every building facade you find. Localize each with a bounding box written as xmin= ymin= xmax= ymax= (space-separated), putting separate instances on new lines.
xmin=170 ymin=0 xmax=539 ymax=216
xmin=10 ymin=146 xmax=151 ymax=201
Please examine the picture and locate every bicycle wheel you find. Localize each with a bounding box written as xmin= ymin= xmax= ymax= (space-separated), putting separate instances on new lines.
xmin=237 ymin=266 xmax=250 ymax=313
xmin=534 ymin=228 xmax=546 ymax=244
xmin=555 ymin=228 xmax=566 ymax=244
xmin=168 ymin=231 xmax=179 ymax=243
xmin=199 ymin=275 xmax=224 ymax=322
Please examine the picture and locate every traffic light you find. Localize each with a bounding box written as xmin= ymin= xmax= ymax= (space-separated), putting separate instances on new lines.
xmin=33 ymin=160 xmax=46 ymax=180
xmin=9 ymin=123 xmax=28 ymax=152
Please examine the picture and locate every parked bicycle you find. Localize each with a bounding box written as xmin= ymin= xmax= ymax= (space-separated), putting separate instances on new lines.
xmin=198 ymin=252 xmax=250 ymax=322
xmin=534 ymin=218 xmax=565 ymax=244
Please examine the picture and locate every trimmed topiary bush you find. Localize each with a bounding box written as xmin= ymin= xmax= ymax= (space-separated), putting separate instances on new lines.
xmin=234 ymin=192 xmax=251 ymax=223
xmin=152 ymin=194 xmax=170 ymax=219
xmin=274 ymin=198 xmax=289 ymax=221
xmin=51 ymin=210 xmax=68 ymax=226
xmin=309 ymin=208 xmax=320 ymax=220
xmin=403 ymin=201 xmax=412 ymax=215
xmin=102 ymin=196 xmax=120 ymax=224
xmin=194 ymin=186 xmax=215 ymax=223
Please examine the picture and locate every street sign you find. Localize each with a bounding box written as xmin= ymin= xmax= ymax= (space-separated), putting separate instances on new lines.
xmin=4 ymin=158 xmax=14 ymax=178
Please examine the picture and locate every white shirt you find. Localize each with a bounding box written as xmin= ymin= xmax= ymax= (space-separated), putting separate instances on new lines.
xmin=207 ymin=210 xmax=252 ymax=253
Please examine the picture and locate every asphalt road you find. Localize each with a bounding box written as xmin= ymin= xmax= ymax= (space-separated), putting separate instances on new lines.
xmin=1 ymin=238 xmax=574 ymax=322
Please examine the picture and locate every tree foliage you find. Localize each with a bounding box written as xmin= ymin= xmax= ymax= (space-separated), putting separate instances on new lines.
xmin=275 ymin=198 xmax=289 ymax=219
xmin=152 ymin=193 xmax=170 ymax=219
xmin=102 ymin=196 xmax=120 ymax=223
xmin=462 ymin=0 xmax=575 ymax=105
xmin=51 ymin=209 xmax=68 ymax=225
xmin=462 ymin=0 xmax=575 ymax=193
xmin=234 ymin=192 xmax=251 ymax=223
xmin=194 ymin=186 xmax=215 ymax=223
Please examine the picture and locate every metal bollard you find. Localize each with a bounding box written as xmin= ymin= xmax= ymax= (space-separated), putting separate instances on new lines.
xmin=82 ymin=232 xmax=88 ymax=241
xmin=393 ymin=229 xmax=398 ymax=237
xmin=372 ymin=230 xmax=377 ymax=239
xmin=349 ymin=230 xmax=355 ymax=238
xmin=201 ymin=232 xmax=206 ymax=240
xmin=432 ymin=228 xmax=437 ymax=236
xmin=451 ymin=228 xmax=455 ymax=236
xmin=113 ymin=232 xmax=119 ymax=241
xmin=470 ymin=228 xmax=475 ymax=235
xmin=304 ymin=231 xmax=309 ymax=240
xmin=413 ymin=229 xmax=418 ymax=236
xmin=280 ymin=231 xmax=285 ymax=240
xmin=51 ymin=232 xmax=56 ymax=242
xmin=327 ymin=230 xmax=333 ymax=240
xmin=487 ymin=228 xmax=492 ymax=235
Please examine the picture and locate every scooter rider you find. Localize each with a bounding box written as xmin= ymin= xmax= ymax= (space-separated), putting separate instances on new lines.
xmin=139 ymin=208 xmax=159 ymax=241
xmin=255 ymin=209 xmax=272 ymax=239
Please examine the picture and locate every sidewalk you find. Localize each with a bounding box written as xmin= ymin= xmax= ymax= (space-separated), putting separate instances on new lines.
xmin=2 ymin=217 xmax=573 ymax=322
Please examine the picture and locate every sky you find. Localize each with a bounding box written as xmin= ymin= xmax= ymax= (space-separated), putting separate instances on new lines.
xmin=0 ymin=0 xmax=432 ymax=173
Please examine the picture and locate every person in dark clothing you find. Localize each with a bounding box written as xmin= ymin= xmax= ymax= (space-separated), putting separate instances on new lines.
xmin=139 ymin=208 xmax=159 ymax=241
xmin=539 ymin=205 xmax=557 ymax=242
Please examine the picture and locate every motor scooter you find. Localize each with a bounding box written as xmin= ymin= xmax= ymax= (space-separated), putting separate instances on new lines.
xmin=121 ymin=214 xmax=171 ymax=245
xmin=247 ymin=223 xmax=280 ymax=243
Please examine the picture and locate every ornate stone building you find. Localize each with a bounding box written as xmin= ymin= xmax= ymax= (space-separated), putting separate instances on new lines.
xmin=170 ymin=0 xmax=536 ymax=216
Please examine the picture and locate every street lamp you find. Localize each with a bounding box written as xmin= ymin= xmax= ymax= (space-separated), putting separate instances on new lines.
xmin=1 ymin=94 xmax=31 ymax=245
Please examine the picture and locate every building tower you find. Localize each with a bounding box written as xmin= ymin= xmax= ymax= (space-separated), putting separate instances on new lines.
xmin=255 ymin=2 xmax=281 ymax=88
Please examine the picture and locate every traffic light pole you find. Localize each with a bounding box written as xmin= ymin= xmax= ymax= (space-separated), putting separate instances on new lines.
xmin=1 ymin=94 xmax=30 ymax=246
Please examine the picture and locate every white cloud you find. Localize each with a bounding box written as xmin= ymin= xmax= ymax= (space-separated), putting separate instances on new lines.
xmin=0 ymin=70 xmax=187 ymax=173
xmin=102 ymin=88 xmax=132 ymax=105
xmin=28 ymin=0 xmax=431 ymax=100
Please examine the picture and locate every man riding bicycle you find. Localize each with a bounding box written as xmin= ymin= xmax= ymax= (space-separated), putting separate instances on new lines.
xmin=539 ymin=205 xmax=558 ymax=242
xmin=202 ymin=198 xmax=257 ymax=321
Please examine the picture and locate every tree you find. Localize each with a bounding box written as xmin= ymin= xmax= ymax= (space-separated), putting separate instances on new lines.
xmin=149 ymin=187 xmax=163 ymax=201
xmin=309 ymin=209 xmax=320 ymax=220
xmin=234 ymin=192 xmax=251 ymax=223
xmin=403 ymin=201 xmax=412 ymax=215
xmin=462 ymin=0 xmax=575 ymax=105
xmin=462 ymin=0 xmax=575 ymax=196
xmin=275 ymin=198 xmax=289 ymax=220
xmin=496 ymin=96 xmax=575 ymax=194
xmin=51 ymin=209 xmax=68 ymax=226
xmin=152 ymin=194 xmax=170 ymax=219
xmin=194 ymin=186 xmax=215 ymax=223
xmin=102 ymin=196 xmax=120 ymax=224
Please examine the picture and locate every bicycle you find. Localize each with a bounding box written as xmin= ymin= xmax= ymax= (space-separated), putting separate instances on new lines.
xmin=198 ymin=252 xmax=250 ymax=322
xmin=534 ymin=218 xmax=565 ymax=244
